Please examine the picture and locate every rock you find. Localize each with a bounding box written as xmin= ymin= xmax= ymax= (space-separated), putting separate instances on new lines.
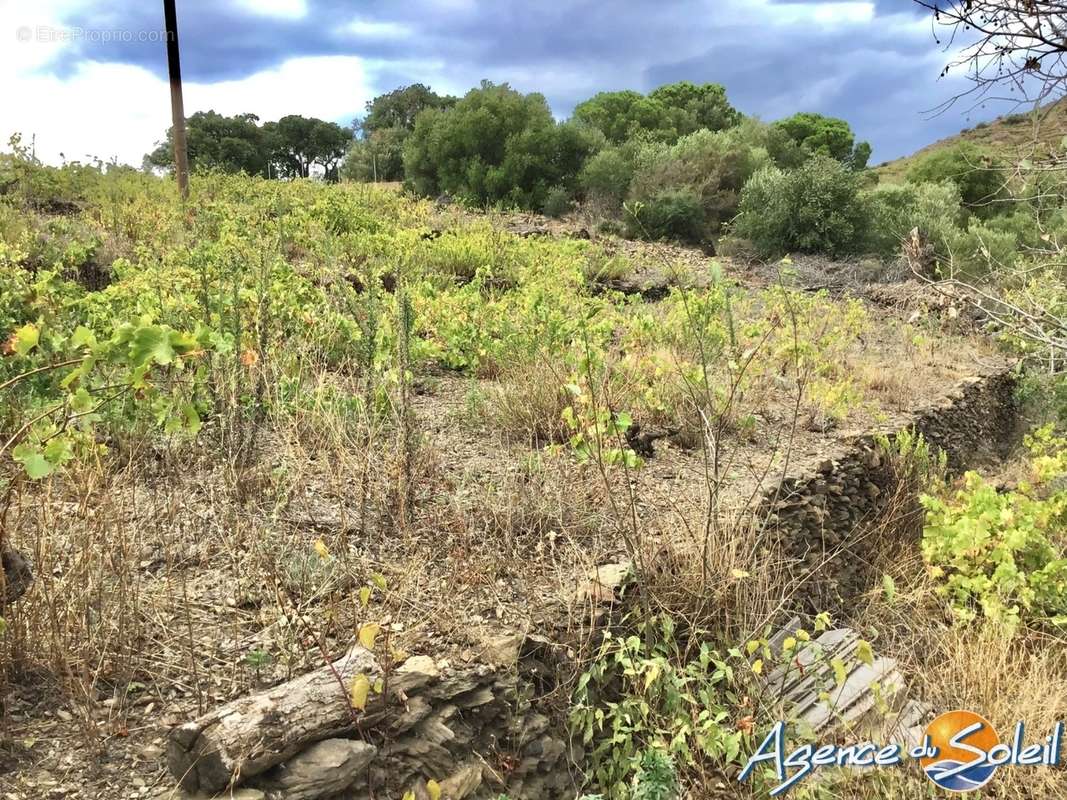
xmin=468 ymin=628 xmax=524 ymax=668
xmin=573 ymin=561 xmax=632 ymax=605
xmin=440 ymin=763 xmax=483 ymax=799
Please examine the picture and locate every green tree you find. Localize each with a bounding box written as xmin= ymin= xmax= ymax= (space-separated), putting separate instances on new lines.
xmin=263 ymin=116 xmax=351 ymax=180
xmin=572 ymin=90 xmax=679 ymax=144
xmin=403 ymin=81 xmax=599 ymax=208
xmin=361 ymin=83 xmax=457 ymax=134
xmin=771 ymin=112 xmax=871 ymax=169
xmin=573 ymin=83 xmax=741 ymax=146
xmin=144 ymin=111 xmax=269 ymax=176
xmin=341 ymin=126 xmax=408 ymax=182
xmin=649 ymin=81 xmax=741 ymax=134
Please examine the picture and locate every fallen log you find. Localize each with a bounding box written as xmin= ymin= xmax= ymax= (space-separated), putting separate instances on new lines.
xmin=250 ymin=738 xmax=378 ymax=800
xmin=1 ymin=545 xmax=32 ymax=605
xmin=167 ymin=647 xmax=440 ymax=794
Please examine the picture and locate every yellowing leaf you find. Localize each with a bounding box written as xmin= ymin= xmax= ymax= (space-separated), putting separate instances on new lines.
xmin=313 ymin=539 xmax=330 ymax=559
xmin=349 ymin=674 xmax=370 ymax=710
xmin=373 ymin=678 xmax=384 ymax=694
xmin=12 ymin=324 xmax=39 ymax=356
xmin=359 ymin=586 xmax=372 ymax=608
xmin=427 ymin=779 xmax=442 ymax=800
xmin=795 ymin=629 xmax=810 ymax=642
xmin=831 ymin=658 xmax=847 ymax=686
xmin=856 ymin=640 xmax=874 ymax=667
xmin=751 ymin=659 xmax=763 ymax=676
xmin=643 ymin=663 xmax=661 ymax=691
xmin=782 ymin=636 xmax=796 ymax=652
xmin=730 ymin=568 xmax=750 ymax=579
xmin=358 ymin=623 xmax=381 ymax=651
xmin=371 ymin=572 xmax=387 ymax=591
xmin=745 ymin=640 xmax=760 ymax=656
xmin=402 ymin=793 xmax=415 ymax=800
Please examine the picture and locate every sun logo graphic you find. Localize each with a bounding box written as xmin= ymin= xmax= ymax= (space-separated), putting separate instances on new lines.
xmin=920 ymin=710 xmax=1000 ymax=792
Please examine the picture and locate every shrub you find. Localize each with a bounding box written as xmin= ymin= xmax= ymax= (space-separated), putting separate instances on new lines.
xmin=731 ymin=156 xmax=867 ymax=256
xmin=542 ymin=186 xmax=572 ymax=218
xmin=625 ymin=128 xmax=769 ymax=242
xmin=862 ymin=180 xmax=966 ymax=258
xmin=948 ymin=218 xmax=1020 ymax=279
xmin=571 ymin=615 xmax=745 ymax=800
xmin=921 ymin=427 xmax=1067 ymax=630
xmin=580 ymin=146 xmax=636 ymax=210
xmin=906 ymin=142 xmax=1005 ymax=215
xmin=624 ymin=188 xmax=706 ymax=243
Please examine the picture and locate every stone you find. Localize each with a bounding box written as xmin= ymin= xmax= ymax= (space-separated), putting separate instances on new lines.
xmin=468 ymin=628 xmax=524 ymax=668
xmin=440 ymin=763 xmax=483 ymax=799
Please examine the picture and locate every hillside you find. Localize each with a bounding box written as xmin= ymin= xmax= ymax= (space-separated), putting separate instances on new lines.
xmin=875 ymin=97 xmax=1067 ymax=183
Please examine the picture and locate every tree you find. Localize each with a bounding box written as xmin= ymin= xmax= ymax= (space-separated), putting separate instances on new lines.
xmin=341 ymin=126 xmax=408 ymax=182
xmin=572 ymin=83 xmax=741 ymax=146
xmin=309 ymin=120 xmax=351 ymax=181
xmin=361 ymin=84 xmax=457 ymax=134
xmin=649 ymin=81 xmax=741 ymax=134
xmin=263 ymin=115 xmax=351 ymax=180
xmin=771 ymin=112 xmax=871 ymax=169
xmin=572 ymin=90 xmax=680 ymax=145
xmin=403 ymin=81 xmax=600 ymax=207
xmin=733 ymin=155 xmax=869 ymax=256
xmin=144 ymin=111 xmax=268 ymax=176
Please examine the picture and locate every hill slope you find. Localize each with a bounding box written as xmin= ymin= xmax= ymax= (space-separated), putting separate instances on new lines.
xmin=876 ymin=98 xmax=1067 ymax=183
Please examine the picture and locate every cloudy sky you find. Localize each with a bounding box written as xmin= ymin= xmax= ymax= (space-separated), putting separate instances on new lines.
xmin=0 ymin=0 xmax=1011 ymax=167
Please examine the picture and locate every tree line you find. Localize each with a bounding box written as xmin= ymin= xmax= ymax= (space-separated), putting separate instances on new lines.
xmin=144 ymin=81 xmax=869 ymax=206
xmin=144 ymin=112 xmax=351 ymax=180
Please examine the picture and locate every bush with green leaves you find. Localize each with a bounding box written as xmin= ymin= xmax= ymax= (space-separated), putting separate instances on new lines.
xmin=731 ymin=155 xmax=868 ymax=256
xmin=571 ymin=615 xmax=746 ymax=800
xmin=624 ymin=189 xmax=706 ymax=243
xmin=403 ymin=81 xmax=600 ymax=209
xmin=906 ymin=142 xmax=1006 ymax=216
xmin=948 ymin=217 xmax=1021 ymax=279
xmin=862 ymin=179 xmax=966 ymax=258
xmin=624 ymin=127 xmax=769 ymax=242
xmin=921 ymin=425 xmax=1067 ymax=629
xmin=542 ymin=186 xmax=572 ymax=218
xmin=580 ymin=146 xmax=637 ymax=211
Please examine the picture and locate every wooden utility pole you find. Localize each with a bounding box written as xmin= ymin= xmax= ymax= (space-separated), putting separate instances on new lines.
xmin=163 ymin=0 xmax=189 ymax=201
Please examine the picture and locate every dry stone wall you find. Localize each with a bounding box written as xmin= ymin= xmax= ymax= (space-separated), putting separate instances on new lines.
xmin=759 ymin=366 xmax=1019 ymax=607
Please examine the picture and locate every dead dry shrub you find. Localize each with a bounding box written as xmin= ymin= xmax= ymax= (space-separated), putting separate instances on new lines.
xmin=488 ymin=359 xmax=573 ymax=445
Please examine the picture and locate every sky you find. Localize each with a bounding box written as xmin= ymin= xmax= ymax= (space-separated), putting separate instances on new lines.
xmin=0 ymin=0 xmax=1020 ymax=167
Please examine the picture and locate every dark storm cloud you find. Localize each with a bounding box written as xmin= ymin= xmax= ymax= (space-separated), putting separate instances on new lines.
xmin=39 ymin=0 xmax=1006 ymax=160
